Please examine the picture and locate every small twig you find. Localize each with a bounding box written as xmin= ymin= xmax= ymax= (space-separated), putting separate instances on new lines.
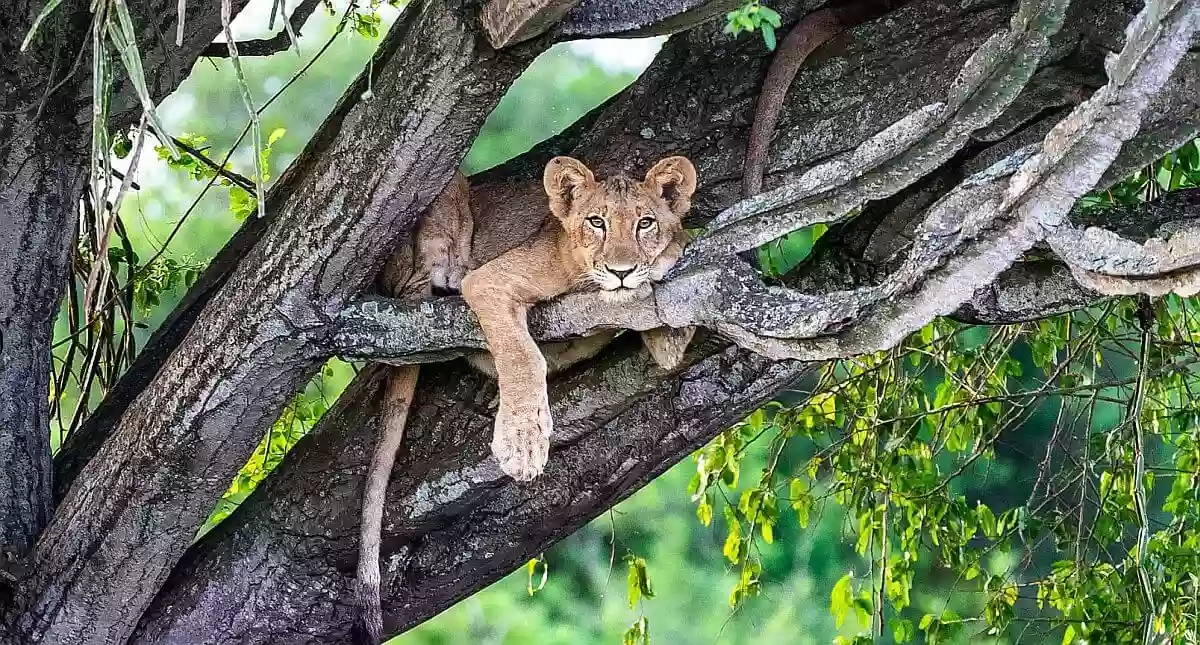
xmin=176 ymin=0 xmax=186 ymax=46
xmin=84 ymin=116 xmax=147 ymax=316
xmin=1131 ymin=296 xmax=1157 ymax=642
xmin=107 ymin=168 xmax=141 ymax=191
xmin=170 ymin=136 xmax=256 ymax=192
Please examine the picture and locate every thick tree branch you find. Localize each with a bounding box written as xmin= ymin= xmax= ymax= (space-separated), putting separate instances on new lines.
xmin=0 ymin=3 xmax=85 ymax=554
xmin=481 ymin=0 xmax=582 ymax=47
xmin=330 ymin=254 xmax=1108 ymax=365
xmin=688 ymin=0 xmax=1198 ymax=362
xmin=557 ymin=0 xmax=732 ymax=38
xmin=20 ymin=2 xmax=545 ymax=642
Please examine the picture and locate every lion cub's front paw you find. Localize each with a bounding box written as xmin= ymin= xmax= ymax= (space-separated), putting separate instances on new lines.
xmin=491 ymin=399 xmax=551 ymax=481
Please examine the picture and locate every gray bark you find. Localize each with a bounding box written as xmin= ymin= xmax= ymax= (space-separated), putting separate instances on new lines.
xmin=15 ymin=1 xmax=542 ymax=642
xmin=0 ymin=0 xmax=251 ymax=559
xmin=124 ymin=1 xmax=1198 ymax=642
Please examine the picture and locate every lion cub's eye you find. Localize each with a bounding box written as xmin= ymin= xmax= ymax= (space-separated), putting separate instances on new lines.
xmin=637 ymin=217 xmax=656 ymax=230
xmin=586 ymin=216 xmax=606 ymax=230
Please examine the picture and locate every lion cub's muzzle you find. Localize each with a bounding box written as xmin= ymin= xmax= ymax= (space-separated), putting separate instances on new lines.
xmin=595 ymin=263 xmax=652 ymax=301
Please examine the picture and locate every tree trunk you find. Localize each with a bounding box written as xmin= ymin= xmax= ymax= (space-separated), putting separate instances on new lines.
xmin=0 ymin=1 xmax=89 ymax=557
xmin=1 ymin=0 xmax=251 ymax=556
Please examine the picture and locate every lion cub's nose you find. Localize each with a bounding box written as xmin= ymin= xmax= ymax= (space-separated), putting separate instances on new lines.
xmin=606 ymin=265 xmax=635 ymax=281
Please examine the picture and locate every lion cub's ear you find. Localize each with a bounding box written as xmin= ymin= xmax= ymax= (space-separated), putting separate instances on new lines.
xmin=544 ymin=156 xmax=595 ymax=219
xmin=644 ymin=156 xmax=697 ymax=216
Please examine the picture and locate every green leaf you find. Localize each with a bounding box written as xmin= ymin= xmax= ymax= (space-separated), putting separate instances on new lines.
xmin=112 ymin=130 xmax=133 ymax=159
xmin=622 ymin=616 xmax=650 ymax=645
xmin=525 ymin=554 xmax=548 ymax=596
xmin=761 ymin=23 xmax=776 ymax=51
xmin=696 ymin=493 xmax=712 ymax=526
xmin=830 ymin=573 xmax=854 ymax=628
xmin=626 ymin=555 xmax=654 ymax=609
xmin=977 ymin=502 xmax=997 ymax=539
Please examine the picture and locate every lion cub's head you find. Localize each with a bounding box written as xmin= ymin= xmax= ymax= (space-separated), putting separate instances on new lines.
xmin=543 ymin=155 xmax=697 ymax=300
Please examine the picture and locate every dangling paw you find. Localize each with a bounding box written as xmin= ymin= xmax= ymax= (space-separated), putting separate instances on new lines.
xmin=491 ymin=396 xmax=551 ymax=481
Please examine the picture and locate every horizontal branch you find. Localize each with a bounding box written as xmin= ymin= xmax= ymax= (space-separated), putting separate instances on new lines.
xmin=1044 ymin=188 xmax=1200 ymax=295
xmin=331 ymin=252 xmax=1104 ymax=364
xmin=200 ymin=0 xmax=322 ymax=57
xmin=557 ymin=0 xmax=729 ymax=38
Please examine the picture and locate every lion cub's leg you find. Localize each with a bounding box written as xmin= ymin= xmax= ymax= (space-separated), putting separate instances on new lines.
xmin=460 ymin=242 xmax=570 ymax=481
xmin=460 ymin=283 xmax=551 ymax=481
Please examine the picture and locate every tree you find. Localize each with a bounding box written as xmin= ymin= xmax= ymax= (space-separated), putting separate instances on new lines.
xmin=2 ymin=0 xmax=1199 ymax=642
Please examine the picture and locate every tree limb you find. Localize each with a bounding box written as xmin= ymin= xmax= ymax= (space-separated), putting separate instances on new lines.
xmin=199 ymin=0 xmax=323 ymax=57
xmin=330 ymin=254 xmax=1109 ymax=365
xmin=481 ymin=0 xmax=583 ymax=47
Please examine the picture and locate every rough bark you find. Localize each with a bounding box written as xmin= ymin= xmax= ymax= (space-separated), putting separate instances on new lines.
xmin=0 ymin=0 xmax=89 ymax=558
xmin=133 ymin=337 xmax=810 ymax=643
xmin=481 ymin=0 xmax=582 ymax=47
xmin=124 ymin=1 xmax=1200 ymax=642
xmin=15 ymin=1 xmax=543 ymax=642
xmin=0 ymin=0 xmax=251 ymax=558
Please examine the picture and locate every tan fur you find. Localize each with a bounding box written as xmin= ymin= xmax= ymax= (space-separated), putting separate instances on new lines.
xmin=354 ymin=156 xmax=698 ymax=643
xmin=461 ymin=155 xmax=697 ymax=480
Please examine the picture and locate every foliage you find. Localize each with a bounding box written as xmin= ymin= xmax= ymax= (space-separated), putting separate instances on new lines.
xmin=155 ymin=128 xmax=288 ymax=221
xmin=684 ymin=137 xmax=1200 ymax=643
xmin=725 ymin=0 xmax=783 ymax=51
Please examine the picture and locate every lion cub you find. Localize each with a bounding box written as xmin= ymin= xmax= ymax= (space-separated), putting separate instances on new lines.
xmin=354 ymin=155 xmax=698 ymax=643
